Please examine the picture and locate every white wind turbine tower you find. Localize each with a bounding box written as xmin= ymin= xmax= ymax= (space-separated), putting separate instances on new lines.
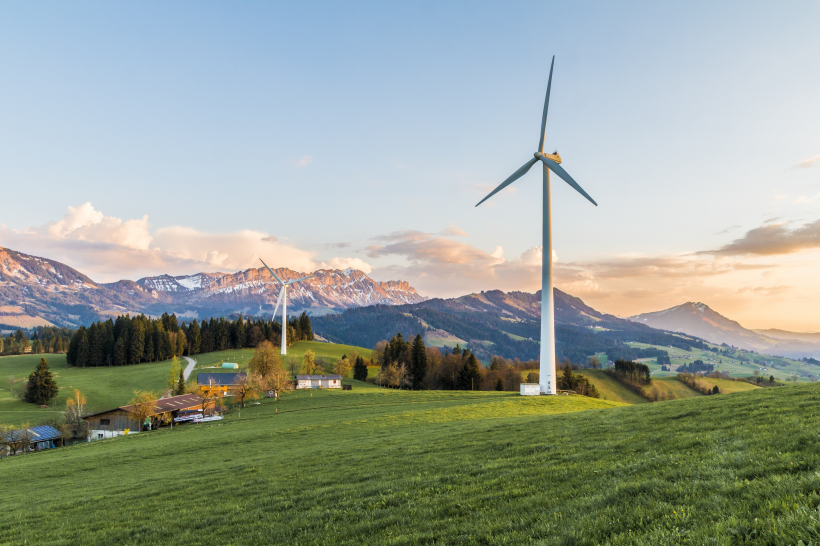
xmin=476 ymin=56 xmax=597 ymax=395
xmin=259 ymin=259 xmax=317 ymax=355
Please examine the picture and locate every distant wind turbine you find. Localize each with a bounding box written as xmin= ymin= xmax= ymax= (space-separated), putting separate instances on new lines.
xmin=259 ymin=259 xmax=317 ymax=355
xmin=476 ymin=56 xmax=597 ymax=395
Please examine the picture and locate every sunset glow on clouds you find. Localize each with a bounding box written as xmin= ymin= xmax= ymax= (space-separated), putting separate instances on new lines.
xmin=2 ymin=203 xmax=820 ymax=331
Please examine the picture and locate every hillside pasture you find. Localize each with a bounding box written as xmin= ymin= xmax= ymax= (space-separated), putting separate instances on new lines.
xmin=0 ymin=353 xmax=171 ymax=427
xmin=576 ymin=369 xmax=649 ymax=405
xmin=2 ymin=381 xmax=820 ymax=544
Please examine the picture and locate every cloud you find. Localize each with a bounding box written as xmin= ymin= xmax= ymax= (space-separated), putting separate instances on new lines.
xmin=326 ymin=242 xmax=351 ymax=249
xmin=793 ymin=154 xmax=820 ymax=169
xmin=0 ymin=203 xmax=366 ymax=282
xmin=319 ymin=257 xmax=373 ymax=273
xmin=736 ymin=285 xmax=790 ymax=296
xmin=715 ymin=225 xmax=741 ymax=235
xmin=706 ymin=219 xmax=820 ymax=256
xmin=367 ymin=229 xmax=542 ymax=297
xmin=296 ymin=155 xmax=314 ymax=168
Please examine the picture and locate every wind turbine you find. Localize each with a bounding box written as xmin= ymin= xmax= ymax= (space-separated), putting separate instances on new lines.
xmin=259 ymin=259 xmax=317 ymax=355
xmin=475 ymin=56 xmax=597 ymax=395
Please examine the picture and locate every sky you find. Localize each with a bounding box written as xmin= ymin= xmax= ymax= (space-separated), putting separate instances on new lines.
xmin=1 ymin=1 xmax=819 ymax=331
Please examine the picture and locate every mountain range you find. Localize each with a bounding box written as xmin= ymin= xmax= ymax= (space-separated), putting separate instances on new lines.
xmin=0 ymin=246 xmax=424 ymax=329
xmin=629 ymin=302 xmax=820 ymax=358
xmin=4 ymin=245 xmax=819 ymax=360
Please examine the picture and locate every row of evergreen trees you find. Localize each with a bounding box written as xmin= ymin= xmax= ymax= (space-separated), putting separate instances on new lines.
xmin=0 ymin=327 xmax=73 ymax=356
xmin=66 ymin=312 xmax=313 ymax=367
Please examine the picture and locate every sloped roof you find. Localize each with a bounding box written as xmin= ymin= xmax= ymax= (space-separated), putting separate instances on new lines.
xmin=29 ymin=425 xmax=61 ymax=441
xmin=83 ymin=393 xmax=205 ymax=419
xmin=296 ymin=375 xmax=343 ymax=380
xmin=197 ymin=372 xmax=246 ymax=386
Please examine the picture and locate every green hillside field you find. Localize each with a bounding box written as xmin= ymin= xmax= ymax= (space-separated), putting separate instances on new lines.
xmin=3 ymin=381 xmax=820 ymax=544
xmin=576 ymin=369 xmax=649 ymax=405
xmin=0 ymin=353 xmax=171 ymax=428
xmin=1 ymin=341 xmax=375 ymax=428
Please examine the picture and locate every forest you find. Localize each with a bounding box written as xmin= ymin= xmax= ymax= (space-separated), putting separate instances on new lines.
xmin=65 ymin=312 xmax=313 ymax=367
xmin=0 ymin=326 xmax=73 ymax=356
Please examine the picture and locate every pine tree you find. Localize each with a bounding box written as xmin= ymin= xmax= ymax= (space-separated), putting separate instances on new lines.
xmin=75 ymin=328 xmax=90 ymax=367
xmin=457 ymin=354 xmax=482 ymax=390
xmin=189 ymin=319 xmax=201 ymax=355
xmin=353 ymin=355 xmax=368 ymax=381
xmin=177 ymin=370 xmax=186 ymax=395
xmin=234 ymin=316 xmax=246 ymax=349
xmin=410 ymin=334 xmax=427 ymax=389
xmin=25 ymin=357 xmax=59 ymax=405
xmin=130 ymin=322 xmax=145 ymax=364
xmin=495 ymin=378 xmax=504 ymax=391
xmin=113 ymin=337 xmax=127 ymax=366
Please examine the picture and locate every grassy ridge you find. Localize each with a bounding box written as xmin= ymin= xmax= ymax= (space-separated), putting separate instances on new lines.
xmin=576 ymin=369 xmax=649 ymax=404
xmin=0 ymin=353 xmax=171 ymax=427
xmin=3 ymin=382 xmax=820 ymax=544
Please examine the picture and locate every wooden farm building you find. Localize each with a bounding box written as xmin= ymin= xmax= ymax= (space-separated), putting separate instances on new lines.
xmin=295 ymin=374 xmax=343 ymax=389
xmin=0 ymin=425 xmax=63 ymax=456
xmin=84 ymin=393 xmax=210 ymax=439
xmin=197 ymin=372 xmax=246 ymax=398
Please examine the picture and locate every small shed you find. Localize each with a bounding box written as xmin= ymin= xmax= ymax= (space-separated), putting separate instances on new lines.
xmin=221 ymin=363 xmax=239 ymax=369
xmin=29 ymin=425 xmax=63 ymax=451
xmin=520 ymin=383 xmax=541 ymax=396
xmin=295 ymin=375 xmax=343 ymax=389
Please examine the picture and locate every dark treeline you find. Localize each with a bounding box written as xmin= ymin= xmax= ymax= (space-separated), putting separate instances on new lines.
xmin=372 ymin=333 xmax=598 ymax=397
xmin=605 ymin=346 xmax=669 ymax=364
xmin=676 ymin=359 xmax=714 ymax=374
xmin=611 ymin=359 xmax=651 ymax=385
xmin=1 ymin=326 xmax=73 ymax=356
xmin=66 ymin=312 xmax=313 ymax=367
xmin=373 ymin=333 xmax=528 ymax=392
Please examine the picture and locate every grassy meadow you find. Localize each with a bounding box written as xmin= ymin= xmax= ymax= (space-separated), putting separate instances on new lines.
xmin=2 ymin=379 xmax=820 ymax=544
xmin=0 ymin=353 xmax=172 ymax=427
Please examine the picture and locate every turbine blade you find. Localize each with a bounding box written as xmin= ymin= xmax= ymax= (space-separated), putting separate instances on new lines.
xmin=272 ymin=286 xmax=284 ymax=320
xmin=259 ymin=258 xmax=284 ymax=284
xmin=475 ymin=158 xmax=538 ymax=207
xmin=538 ymin=156 xmax=598 ymax=206
xmin=286 ymin=274 xmax=318 ymax=285
xmin=537 ymin=56 xmax=555 ymax=153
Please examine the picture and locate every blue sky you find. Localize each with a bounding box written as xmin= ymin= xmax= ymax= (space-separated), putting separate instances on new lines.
xmin=1 ymin=1 xmax=819 ymax=329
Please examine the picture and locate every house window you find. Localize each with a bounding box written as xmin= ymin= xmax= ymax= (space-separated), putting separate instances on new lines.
xmin=100 ymin=419 xmax=111 ymax=425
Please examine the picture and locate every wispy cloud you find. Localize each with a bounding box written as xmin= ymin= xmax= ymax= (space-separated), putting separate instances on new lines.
xmin=296 ymin=155 xmax=314 ymax=168
xmin=793 ymin=153 xmax=820 ymax=169
xmin=704 ymin=219 xmax=820 ymax=256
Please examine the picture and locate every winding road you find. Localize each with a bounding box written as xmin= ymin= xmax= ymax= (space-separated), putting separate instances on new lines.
xmin=182 ymin=356 xmax=196 ymax=381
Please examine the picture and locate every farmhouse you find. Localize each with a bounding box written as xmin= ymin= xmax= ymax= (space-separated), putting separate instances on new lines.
xmin=84 ymin=393 xmax=210 ymax=439
xmin=197 ymin=372 xmax=246 ymax=397
xmin=296 ymin=374 xmax=343 ymax=389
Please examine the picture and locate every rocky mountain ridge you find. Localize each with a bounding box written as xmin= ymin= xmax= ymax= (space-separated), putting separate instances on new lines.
xmin=0 ymin=246 xmax=424 ymax=328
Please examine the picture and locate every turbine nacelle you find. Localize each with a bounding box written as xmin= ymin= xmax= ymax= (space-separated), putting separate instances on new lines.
xmin=535 ymin=151 xmax=562 ymax=164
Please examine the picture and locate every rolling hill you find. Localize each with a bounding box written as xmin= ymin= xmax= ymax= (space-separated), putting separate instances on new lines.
xmin=2 ymin=380 xmax=819 ymax=544
xmin=312 ymin=289 xmax=709 ymax=362
xmin=629 ymin=302 xmax=820 ymax=358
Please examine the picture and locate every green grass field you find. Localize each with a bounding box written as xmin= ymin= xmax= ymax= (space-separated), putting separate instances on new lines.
xmin=642 ymin=376 xmax=703 ymax=400
xmin=576 ymin=369 xmax=649 ymax=405
xmin=3 ymin=379 xmax=820 ymax=544
xmin=697 ymin=377 xmax=762 ymax=394
xmin=0 ymin=353 xmax=172 ymax=427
